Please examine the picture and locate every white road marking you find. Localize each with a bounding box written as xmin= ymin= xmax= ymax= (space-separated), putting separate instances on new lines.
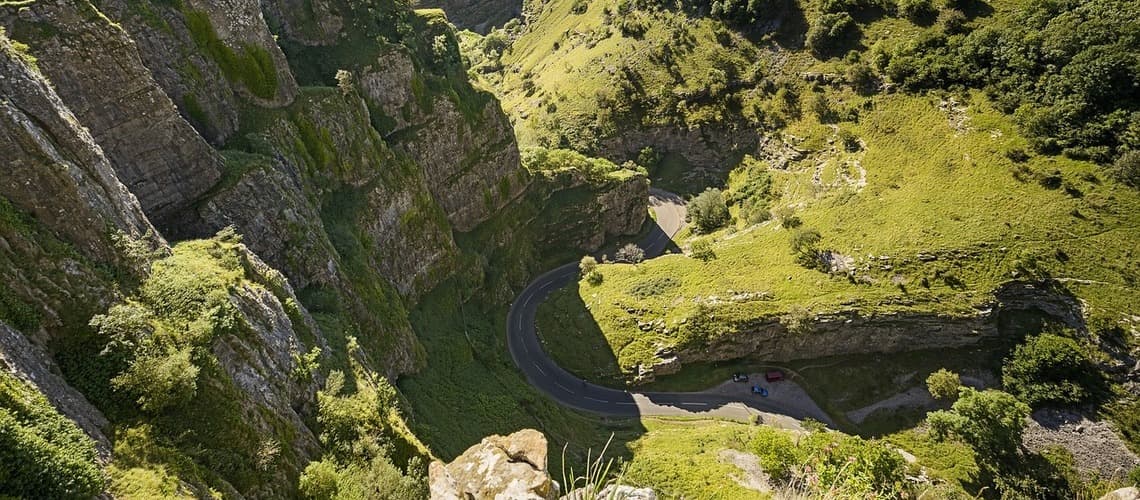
xmin=585 ymin=396 xmax=608 ymax=403
xmin=554 ymin=381 xmax=573 ymax=393
xmin=615 ymin=401 xmax=637 ymax=406
xmin=534 ymin=364 xmax=546 ymax=376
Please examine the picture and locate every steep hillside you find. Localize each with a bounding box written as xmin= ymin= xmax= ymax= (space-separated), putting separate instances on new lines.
xmin=469 ymin=0 xmax=1140 ymax=494
xmin=0 ymin=0 xmax=650 ymax=496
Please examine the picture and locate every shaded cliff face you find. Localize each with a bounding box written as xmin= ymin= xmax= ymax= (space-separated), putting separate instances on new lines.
xmin=415 ymin=0 xmax=522 ymax=33
xmin=1 ymin=0 xmax=223 ymax=227
xmin=0 ymin=29 xmax=158 ymax=458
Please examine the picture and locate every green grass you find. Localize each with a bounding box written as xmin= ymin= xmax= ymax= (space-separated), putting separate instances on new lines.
xmin=183 ymin=9 xmax=278 ymax=99
xmin=484 ymin=0 xmax=770 ymax=152
xmin=540 ymin=92 xmax=1140 ymax=381
xmin=621 ymin=419 xmax=770 ymax=499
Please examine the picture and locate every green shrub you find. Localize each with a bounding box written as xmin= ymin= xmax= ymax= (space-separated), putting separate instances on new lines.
xmin=0 ymin=373 xmax=103 ymax=499
xmin=686 ymin=188 xmax=730 ymax=234
xmin=897 ymin=0 xmax=936 ymax=21
xmin=689 ymin=239 xmax=716 ymax=261
xmin=789 ymin=228 xmax=823 ymax=269
xmin=928 ymin=388 xmax=1030 ymax=461
xmin=937 ymin=8 xmax=968 ymax=34
xmin=1002 ymin=334 xmax=1101 ymax=408
xmin=806 ymin=13 xmax=855 ymax=57
xmin=614 ymin=243 xmax=645 ymax=263
xmin=579 ymin=256 xmax=598 ymax=276
xmin=926 ymin=368 xmax=961 ymax=401
xmin=586 ymin=270 xmax=605 ymax=285
xmin=92 ymin=236 xmax=248 ymax=413
xmin=298 ymin=369 xmax=426 ymax=499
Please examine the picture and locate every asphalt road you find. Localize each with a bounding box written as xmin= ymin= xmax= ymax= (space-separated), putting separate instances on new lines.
xmin=506 ymin=189 xmax=826 ymax=422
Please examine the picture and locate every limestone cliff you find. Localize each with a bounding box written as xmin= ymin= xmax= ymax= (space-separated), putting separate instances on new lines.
xmin=0 ymin=0 xmax=653 ymax=496
xmin=638 ymin=281 xmax=1086 ymax=381
xmin=1 ymin=0 xmax=223 ymax=227
xmin=0 ymin=32 xmax=159 ymax=455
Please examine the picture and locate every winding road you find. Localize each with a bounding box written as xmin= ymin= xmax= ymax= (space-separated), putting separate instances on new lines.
xmin=507 ymin=189 xmax=828 ymax=424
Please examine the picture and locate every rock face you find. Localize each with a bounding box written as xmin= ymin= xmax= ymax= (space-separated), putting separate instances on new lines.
xmin=530 ymin=168 xmax=649 ymax=252
xmin=430 ymin=429 xmax=557 ymax=500
xmin=1 ymin=0 xmax=223 ymax=226
xmin=640 ymin=281 xmax=1085 ymax=381
xmin=0 ymin=0 xmax=652 ymax=496
xmin=598 ymin=124 xmax=759 ymax=187
xmin=0 ymin=28 xmax=158 ymax=458
xmin=416 ymin=0 xmax=522 ymax=33
xmin=358 ymin=34 xmax=526 ymax=233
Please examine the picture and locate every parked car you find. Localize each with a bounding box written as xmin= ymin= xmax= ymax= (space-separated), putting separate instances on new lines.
xmin=731 ymin=372 xmax=749 ymax=383
xmin=751 ymin=385 xmax=769 ymax=397
xmin=765 ymin=370 xmax=784 ymax=382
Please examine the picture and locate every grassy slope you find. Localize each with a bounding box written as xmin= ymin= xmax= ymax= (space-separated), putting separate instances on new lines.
xmin=552 ymin=91 xmax=1140 ymax=379
xmin=486 ymin=0 xmax=766 ymax=150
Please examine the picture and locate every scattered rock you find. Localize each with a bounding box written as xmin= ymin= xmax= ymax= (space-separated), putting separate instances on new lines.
xmin=1023 ymin=409 xmax=1140 ymax=481
xmin=718 ymin=449 xmax=770 ymax=493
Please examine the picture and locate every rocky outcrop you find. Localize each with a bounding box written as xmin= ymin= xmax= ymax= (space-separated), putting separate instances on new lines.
xmin=361 ymin=43 xmax=527 ymax=232
xmin=0 ymin=322 xmax=111 ymax=456
xmin=1 ymin=0 xmax=223 ymax=226
xmin=0 ymin=32 xmax=159 ymax=263
xmin=98 ymin=0 xmax=300 ymax=144
xmin=530 ymin=168 xmax=649 ymax=252
xmin=0 ymin=29 xmax=161 ymax=458
xmin=417 ymin=0 xmax=522 ymax=33
xmin=639 ymin=281 xmax=1085 ymax=381
xmin=598 ymin=124 xmax=759 ymax=187
xmin=1101 ymin=487 xmax=1140 ymax=500
xmin=429 ymin=429 xmax=557 ymax=500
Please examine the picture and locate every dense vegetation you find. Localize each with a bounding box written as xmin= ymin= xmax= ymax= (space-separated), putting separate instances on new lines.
xmin=0 ymin=373 xmax=102 ymax=499
xmin=875 ymin=0 xmax=1140 ymax=164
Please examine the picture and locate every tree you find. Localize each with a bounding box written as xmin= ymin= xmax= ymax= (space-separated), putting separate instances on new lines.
xmin=789 ymin=228 xmax=823 ymax=268
xmin=1002 ymin=334 xmax=1100 ymax=408
xmin=928 ymin=388 xmax=1030 ymax=461
xmin=690 ymin=239 xmax=716 ymax=261
xmin=614 ymin=243 xmax=645 ymax=263
xmin=806 ymin=13 xmax=854 ymax=57
xmin=926 ymin=369 xmax=961 ymax=401
xmin=686 ymin=188 xmax=731 ymax=233
xmin=897 ymin=0 xmax=935 ymax=21
xmin=579 ymin=255 xmax=598 ymax=276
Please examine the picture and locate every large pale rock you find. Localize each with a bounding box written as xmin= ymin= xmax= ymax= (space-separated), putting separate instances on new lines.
xmin=430 ymin=429 xmax=557 ymax=500
xmin=1101 ymin=487 xmax=1140 ymax=500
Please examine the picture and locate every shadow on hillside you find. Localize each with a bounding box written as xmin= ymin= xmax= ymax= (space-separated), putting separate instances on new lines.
xmin=397 ymin=281 xmax=646 ymax=471
xmin=535 ymin=280 xmax=626 ymax=385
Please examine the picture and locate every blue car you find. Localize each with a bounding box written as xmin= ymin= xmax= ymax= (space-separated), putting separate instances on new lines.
xmin=751 ymin=385 xmax=769 ymax=397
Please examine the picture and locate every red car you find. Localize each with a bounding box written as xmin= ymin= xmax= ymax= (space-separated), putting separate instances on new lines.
xmin=765 ymin=370 xmax=784 ymax=382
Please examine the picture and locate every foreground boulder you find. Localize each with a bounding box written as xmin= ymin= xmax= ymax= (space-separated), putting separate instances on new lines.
xmin=430 ymin=429 xmax=557 ymax=499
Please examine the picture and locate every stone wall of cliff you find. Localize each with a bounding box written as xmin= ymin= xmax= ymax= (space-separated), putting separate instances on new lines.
xmin=0 ymin=0 xmax=653 ymax=495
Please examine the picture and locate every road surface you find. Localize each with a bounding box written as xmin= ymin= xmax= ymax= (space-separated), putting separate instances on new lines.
xmin=507 ymin=188 xmax=829 ymax=424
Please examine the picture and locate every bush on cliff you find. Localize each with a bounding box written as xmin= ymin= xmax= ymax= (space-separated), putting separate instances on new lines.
xmin=1002 ymin=333 xmax=1103 ymax=408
